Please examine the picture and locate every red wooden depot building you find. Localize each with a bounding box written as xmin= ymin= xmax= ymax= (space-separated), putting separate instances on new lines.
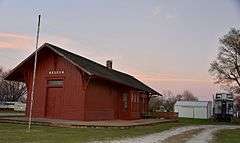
xmin=5 ymin=43 xmax=160 ymax=121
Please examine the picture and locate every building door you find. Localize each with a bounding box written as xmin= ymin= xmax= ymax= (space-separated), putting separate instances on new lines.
xmin=46 ymin=87 xmax=63 ymax=118
xmin=45 ymin=79 xmax=64 ymax=118
xmin=222 ymin=101 xmax=227 ymax=117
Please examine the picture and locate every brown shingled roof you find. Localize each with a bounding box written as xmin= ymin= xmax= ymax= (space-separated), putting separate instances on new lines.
xmin=5 ymin=43 xmax=161 ymax=95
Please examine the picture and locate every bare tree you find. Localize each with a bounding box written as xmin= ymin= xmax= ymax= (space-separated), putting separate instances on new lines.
xmin=0 ymin=67 xmax=27 ymax=102
xmin=149 ymin=90 xmax=198 ymax=112
xmin=209 ymin=28 xmax=240 ymax=93
xmin=149 ymin=90 xmax=180 ymax=112
xmin=180 ymin=90 xmax=198 ymax=101
xmin=162 ymin=90 xmax=178 ymax=112
xmin=149 ymin=96 xmax=163 ymax=112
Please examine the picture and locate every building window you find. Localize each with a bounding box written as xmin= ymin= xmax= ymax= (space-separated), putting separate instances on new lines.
xmin=216 ymin=94 xmax=221 ymax=99
xmin=47 ymin=79 xmax=64 ymax=87
xmin=122 ymin=93 xmax=128 ymax=110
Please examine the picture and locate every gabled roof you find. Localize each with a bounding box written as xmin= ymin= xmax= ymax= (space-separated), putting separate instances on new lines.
xmin=5 ymin=43 xmax=161 ymax=95
xmin=175 ymin=101 xmax=212 ymax=107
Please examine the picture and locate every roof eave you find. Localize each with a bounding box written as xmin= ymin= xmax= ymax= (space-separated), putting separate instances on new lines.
xmin=4 ymin=43 xmax=48 ymax=81
xmin=5 ymin=43 xmax=93 ymax=81
xmin=92 ymin=74 xmax=161 ymax=95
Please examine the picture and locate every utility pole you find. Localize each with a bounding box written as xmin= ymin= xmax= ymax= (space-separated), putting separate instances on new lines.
xmin=28 ymin=14 xmax=41 ymax=132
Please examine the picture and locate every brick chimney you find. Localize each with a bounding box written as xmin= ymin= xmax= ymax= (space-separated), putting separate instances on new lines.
xmin=106 ymin=60 xmax=112 ymax=69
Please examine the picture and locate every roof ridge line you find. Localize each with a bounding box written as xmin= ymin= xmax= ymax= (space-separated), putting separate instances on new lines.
xmin=45 ymin=43 xmax=134 ymax=77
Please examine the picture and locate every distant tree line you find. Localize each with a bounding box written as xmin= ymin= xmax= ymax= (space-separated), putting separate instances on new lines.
xmin=149 ymin=90 xmax=198 ymax=112
xmin=0 ymin=67 xmax=26 ymax=102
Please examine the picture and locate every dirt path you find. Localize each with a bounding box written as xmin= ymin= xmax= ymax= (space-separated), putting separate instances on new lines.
xmin=92 ymin=125 xmax=240 ymax=143
xmin=162 ymin=128 xmax=204 ymax=143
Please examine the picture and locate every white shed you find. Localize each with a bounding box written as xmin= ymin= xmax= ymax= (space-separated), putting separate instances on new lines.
xmin=174 ymin=101 xmax=212 ymax=119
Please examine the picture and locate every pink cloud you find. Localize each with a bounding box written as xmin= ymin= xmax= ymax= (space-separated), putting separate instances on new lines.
xmin=0 ymin=32 xmax=33 ymax=49
xmin=137 ymin=73 xmax=211 ymax=83
xmin=0 ymin=32 xmax=77 ymax=51
xmin=121 ymin=66 xmax=217 ymax=100
xmin=123 ymin=66 xmax=212 ymax=83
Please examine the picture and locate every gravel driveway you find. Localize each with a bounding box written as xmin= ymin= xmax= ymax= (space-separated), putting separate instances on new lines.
xmin=92 ymin=125 xmax=240 ymax=143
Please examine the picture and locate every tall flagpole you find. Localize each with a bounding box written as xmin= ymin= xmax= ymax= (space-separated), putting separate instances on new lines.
xmin=28 ymin=14 xmax=41 ymax=132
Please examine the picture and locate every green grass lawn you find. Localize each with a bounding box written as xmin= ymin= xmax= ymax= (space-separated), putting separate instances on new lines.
xmin=212 ymin=128 xmax=240 ymax=143
xmin=0 ymin=122 xmax=181 ymax=143
xmin=0 ymin=118 xmax=223 ymax=143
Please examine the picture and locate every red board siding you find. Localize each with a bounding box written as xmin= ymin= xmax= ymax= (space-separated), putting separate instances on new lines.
xmin=85 ymin=78 xmax=149 ymax=121
xmin=21 ymin=48 xmax=150 ymax=121
xmin=24 ymin=49 xmax=85 ymax=120
xmin=85 ymin=79 xmax=119 ymax=121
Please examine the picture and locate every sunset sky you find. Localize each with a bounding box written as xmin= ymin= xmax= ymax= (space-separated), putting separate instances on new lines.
xmin=0 ymin=0 xmax=240 ymax=100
